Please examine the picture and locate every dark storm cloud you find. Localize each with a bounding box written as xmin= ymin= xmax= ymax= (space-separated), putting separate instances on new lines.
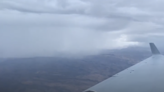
xmin=0 ymin=0 xmax=164 ymax=57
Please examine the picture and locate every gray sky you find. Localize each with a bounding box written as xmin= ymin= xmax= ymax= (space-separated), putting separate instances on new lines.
xmin=0 ymin=0 xmax=164 ymax=58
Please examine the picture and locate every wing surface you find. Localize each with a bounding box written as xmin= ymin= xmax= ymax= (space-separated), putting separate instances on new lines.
xmin=84 ymin=43 xmax=164 ymax=92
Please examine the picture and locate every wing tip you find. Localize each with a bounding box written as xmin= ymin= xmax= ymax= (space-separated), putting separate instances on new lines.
xmin=149 ymin=42 xmax=160 ymax=55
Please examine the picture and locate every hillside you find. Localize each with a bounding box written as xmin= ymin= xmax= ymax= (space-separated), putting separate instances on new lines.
xmin=0 ymin=47 xmax=151 ymax=92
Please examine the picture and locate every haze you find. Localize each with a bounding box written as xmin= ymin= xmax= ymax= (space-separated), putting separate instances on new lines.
xmin=0 ymin=0 xmax=164 ymax=58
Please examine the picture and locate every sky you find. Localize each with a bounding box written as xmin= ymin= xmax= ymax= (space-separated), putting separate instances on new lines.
xmin=0 ymin=0 xmax=164 ymax=58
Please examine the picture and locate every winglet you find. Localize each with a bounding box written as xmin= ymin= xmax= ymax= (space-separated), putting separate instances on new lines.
xmin=149 ymin=43 xmax=160 ymax=55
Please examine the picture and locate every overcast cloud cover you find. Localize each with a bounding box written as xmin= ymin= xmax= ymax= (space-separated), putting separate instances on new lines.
xmin=0 ymin=0 xmax=164 ymax=58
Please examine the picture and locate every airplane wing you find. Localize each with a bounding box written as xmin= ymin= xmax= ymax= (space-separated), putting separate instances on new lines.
xmin=84 ymin=43 xmax=164 ymax=92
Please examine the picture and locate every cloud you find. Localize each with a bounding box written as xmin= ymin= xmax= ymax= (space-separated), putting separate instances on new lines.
xmin=0 ymin=0 xmax=89 ymax=14
xmin=0 ymin=11 xmax=136 ymax=57
xmin=0 ymin=0 xmax=164 ymax=57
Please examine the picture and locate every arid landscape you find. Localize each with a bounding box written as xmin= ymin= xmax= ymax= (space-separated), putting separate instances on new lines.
xmin=0 ymin=47 xmax=151 ymax=92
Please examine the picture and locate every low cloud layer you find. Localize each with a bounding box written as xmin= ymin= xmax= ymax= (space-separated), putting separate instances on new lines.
xmin=0 ymin=0 xmax=164 ymax=58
